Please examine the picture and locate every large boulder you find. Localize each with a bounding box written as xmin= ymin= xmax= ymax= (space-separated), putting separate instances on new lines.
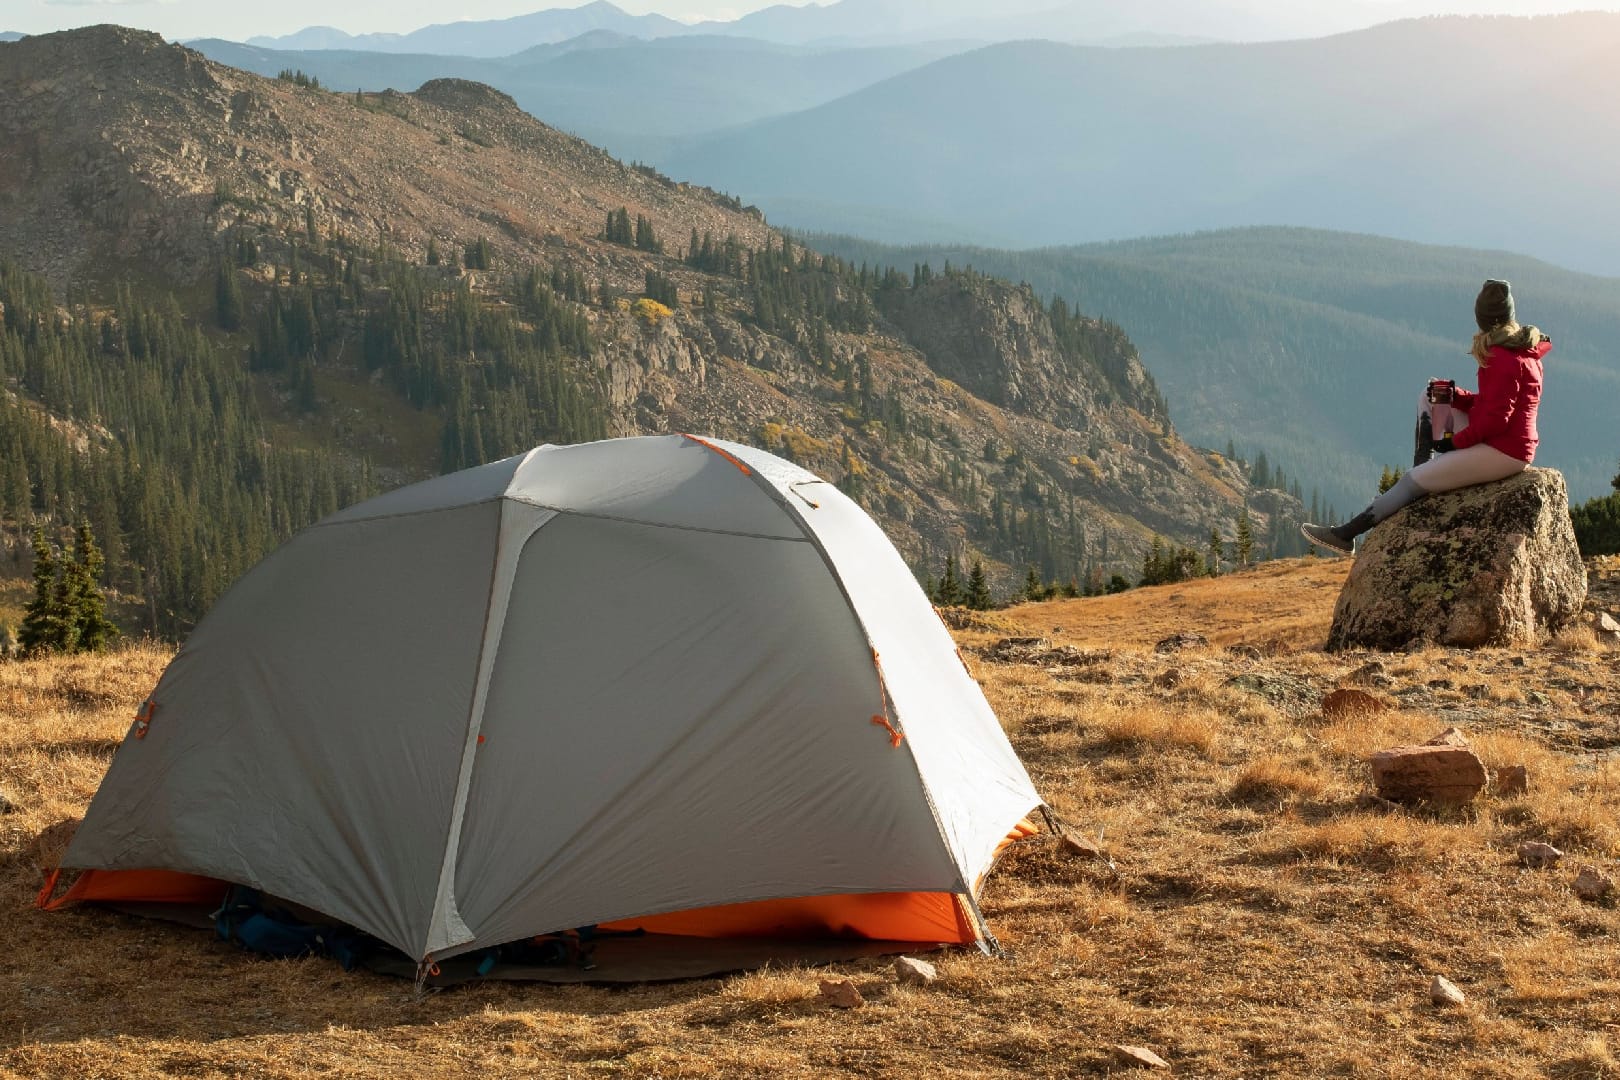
xmin=1327 ymin=468 xmax=1586 ymax=651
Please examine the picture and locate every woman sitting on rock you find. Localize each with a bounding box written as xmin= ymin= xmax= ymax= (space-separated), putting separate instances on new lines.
xmin=1301 ymin=279 xmax=1551 ymax=556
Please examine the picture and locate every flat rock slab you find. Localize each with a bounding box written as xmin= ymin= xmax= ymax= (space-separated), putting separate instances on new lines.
xmin=1518 ymin=842 xmax=1563 ymax=869
xmin=1370 ymin=744 xmax=1487 ymax=805
xmin=819 ymin=978 xmax=864 ymax=1008
xmin=1431 ymin=975 xmax=1466 ymax=1006
xmin=894 ymin=956 xmax=938 ymax=986
xmin=1114 ymin=1045 xmax=1170 ymax=1069
xmin=1574 ymin=868 xmax=1616 ymax=902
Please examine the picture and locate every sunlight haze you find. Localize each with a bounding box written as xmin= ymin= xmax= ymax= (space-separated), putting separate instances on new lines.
xmin=7 ymin=0 xmax=1620 ymax=41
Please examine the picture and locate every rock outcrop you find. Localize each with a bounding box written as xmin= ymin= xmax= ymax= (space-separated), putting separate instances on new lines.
xmin=1327 ymin=469 xmax=1586 ymax=651
xmin=1369 ymin=728 xmax=1488 ymax=806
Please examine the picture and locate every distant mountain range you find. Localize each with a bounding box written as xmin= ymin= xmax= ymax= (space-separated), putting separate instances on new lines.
xmin=245 ymin=1 xmax=687 ymax=57
xmin=189 ymin=35 xmax=955 ymax=162
xmin=811 ymin=227 xmax=1620 ymax=513
xmin=239 ymin=0 xmax=1620 ymax=54
xmin=659 ymin=14 xmax=1620 ymax=277
xmin=698 ymin=0 xmax=1391 ymax=47
xmin=0 ymin=32 xmax=25 ymax=42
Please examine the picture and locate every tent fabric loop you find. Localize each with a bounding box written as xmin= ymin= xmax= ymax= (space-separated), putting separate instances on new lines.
xmin=870 ymin=715 xmax=905 ymax=748
xmin=133 ymin=697 xmax=156 ymax=739
xmin=870 ymin=650 xmax=903 ymax=748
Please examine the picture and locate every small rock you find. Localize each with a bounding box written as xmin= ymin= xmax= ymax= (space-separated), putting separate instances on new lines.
xmin=1321 ymin=687 xmax=1387 ymax=719
xmin=894 ymin=957 xmax=938 ymax=986
xmin=1526 ymin=690 xmax=1552 ymax=706
xmin=1427 ymin=678 xmax=1455 ymax=690
xmin=1592 ymin=612 xmax=1620 ymax=648
xmin=1430 ymin=975 xmax=1466 ymax=1006
xmin=1355 ymin=793 xmax=1403 ymax=814
xmin=982 ymin=637 xmax=1049 ymax=663
xmin=1370 ymin=739 xmax=1487 ymax=806
xmin=1224 ymin=672 xmax=1317 ymax=710
xmin=1152 ymin=668 xmax=1184 ymax=690
xmin=1155 ymin=632 xmax=1208 ymax=653
xmin=1225 ymin=644 xmax=1263 ymax=660
xmin=818 ymin=978 xmax=864 ymax=1008
xmin=1518 ymin=841 xmax=1563 ymax=869
xmin=1424 ymin=727 xmax=1471 ymax=748
xmin=1349 ymin=659 xmax=1387 ymax=679
xmin=0 ymin=790 xmax=15 ymax=815
xmin=1113 ymin=1045 xmax=1170 ymax=1070
xmin=1574 ymin=867 xmax=1616 ymax=902
xmin=1495 ymin=765 xmax=1529 ymax=795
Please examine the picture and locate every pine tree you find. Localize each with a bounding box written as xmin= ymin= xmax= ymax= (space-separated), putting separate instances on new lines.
xmin=426 ymin=238 xmax=440 ymax=266
xmin=66 ymin=522 xmax=118 ymax=651
xmin=1141 ymin=535 xmax=1166 ymax=586
xmin=1250 ymin=451 xmax=1270 ymax=488
xmin=214 ymin=259 xmax=243 ymax=331
xmin=18 ymin=527 xmax=63 ymax=655
xmin=1207 ymin=526 xmax=1223 ymax=577
xmin=935 ymin=553 xmax=963 ymax=607
xmin=1236 ymin=512 xmax=1255 ymax=567
xmin=966 ymin=560 xmax=993 ymax=610
xmin=464 ymin=237 xmax=491 ymax=271
xmin=1022 ymin=566 xmax=1043 ymax=602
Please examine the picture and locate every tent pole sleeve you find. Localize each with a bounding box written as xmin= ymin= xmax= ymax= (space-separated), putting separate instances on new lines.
xmin=423 ymin=487 xmax=557 ymax=957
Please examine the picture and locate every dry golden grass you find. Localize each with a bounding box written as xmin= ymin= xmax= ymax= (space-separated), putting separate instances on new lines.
xmin=4 ymin=557 xmax=1620 ymax=1078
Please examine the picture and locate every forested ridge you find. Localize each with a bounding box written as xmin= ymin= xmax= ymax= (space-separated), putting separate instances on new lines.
xmin=806 ymin=227 xmax=1620 ymax=516
xmin=0 ymin=28 xmax=1273 ymax=643
xmin=3 ymin=211 xmax=1270 ymax=640
xmin=0 ymin=262 xmax=371 ymax=635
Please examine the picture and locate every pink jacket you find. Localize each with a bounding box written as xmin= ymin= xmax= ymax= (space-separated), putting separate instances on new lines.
xmin=1450 ymin=338 xmax=1550 ymax=462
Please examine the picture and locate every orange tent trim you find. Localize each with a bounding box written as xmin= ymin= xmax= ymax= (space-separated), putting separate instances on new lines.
xmin=38 ymin=821 xmax=1041 ymax=943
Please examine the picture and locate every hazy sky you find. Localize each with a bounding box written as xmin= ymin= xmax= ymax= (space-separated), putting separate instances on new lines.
xmin=6 ymin=0 xmax=1620 ymax=42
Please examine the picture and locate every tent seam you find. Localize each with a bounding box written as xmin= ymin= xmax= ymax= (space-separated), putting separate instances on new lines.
xmin=422 ymin=451 xmax=545 ymax=959
xmin=316 ymin=497 xmax=810 ymax=544
xmin=703 ymin=451 xmax=973 ymax=901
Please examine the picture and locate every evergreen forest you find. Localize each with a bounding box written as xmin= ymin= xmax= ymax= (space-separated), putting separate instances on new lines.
xmin=3 ymin=214 xmax=1267 ymax=640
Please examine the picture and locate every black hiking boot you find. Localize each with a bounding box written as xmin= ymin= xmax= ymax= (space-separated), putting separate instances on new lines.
xmin=1299 ymin=523 xmax=1354 ymax=556
xmin=1300 ymin=510 xmax=1377 ymax=557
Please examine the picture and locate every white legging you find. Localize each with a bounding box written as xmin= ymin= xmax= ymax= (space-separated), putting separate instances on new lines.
xmin=1370 ymin=444 xmax=1529 ymax=523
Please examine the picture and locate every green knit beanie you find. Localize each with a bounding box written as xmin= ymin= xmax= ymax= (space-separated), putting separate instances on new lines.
xmin=1475 ymin=279 xmax=1515 ymax=332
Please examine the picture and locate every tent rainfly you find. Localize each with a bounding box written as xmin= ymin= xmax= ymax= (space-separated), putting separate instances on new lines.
xmin=43 ymin=436 xmax=1044 ymax=964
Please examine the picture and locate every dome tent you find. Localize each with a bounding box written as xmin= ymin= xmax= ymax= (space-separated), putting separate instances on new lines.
xmin=45 ymin=436 xmax=1042 ymax=971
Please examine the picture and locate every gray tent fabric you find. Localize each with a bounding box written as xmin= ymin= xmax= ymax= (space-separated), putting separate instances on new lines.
xmin=64 ymin=436 xmax=1043 ymax=960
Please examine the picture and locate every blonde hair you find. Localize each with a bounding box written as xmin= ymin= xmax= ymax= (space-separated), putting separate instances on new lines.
xmin=1471 ymin=321 xmax=1520 ymax=366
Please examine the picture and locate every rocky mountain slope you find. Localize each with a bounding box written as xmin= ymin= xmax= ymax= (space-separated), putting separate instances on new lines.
xmin=0 ymin=26 xmax=1262 ymax=626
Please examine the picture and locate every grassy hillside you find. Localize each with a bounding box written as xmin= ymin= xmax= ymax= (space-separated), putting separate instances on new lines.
xmin=658 ymin=15 xmax=1620 ymax=276
xmin=809 ymin=227 xmax=1620 ymax=513
xmin=6 ymin=560 xmax=1620 ymax=1076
